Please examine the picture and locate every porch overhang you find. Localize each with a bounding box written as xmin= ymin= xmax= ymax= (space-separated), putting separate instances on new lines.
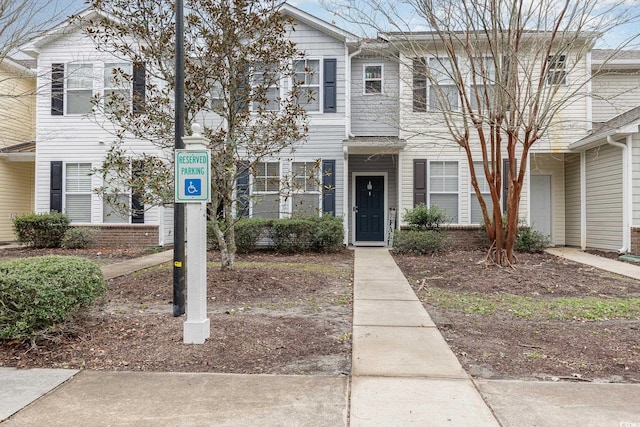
xmin=0 ymin=141 xmax=35 ymax=162
xmin=570 ymin=106 xmax=640 ymax=151
xmin=344 ymin=137 xmax=406 ymax=155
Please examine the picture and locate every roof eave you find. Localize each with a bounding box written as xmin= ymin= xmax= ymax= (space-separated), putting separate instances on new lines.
xmin=280 ymin=3 xmax=359 ymax=44
xmin=570 ymin=123 xmax=640 ymax=151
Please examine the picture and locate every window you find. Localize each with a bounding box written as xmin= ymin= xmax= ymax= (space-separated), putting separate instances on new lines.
xmin=470 ymin=162 xmax=491 ymax=224
xmin=470 ymin=57 xmax=496 ymax=111
xmin=547 ymin=55 xmax=567 ymax=85
xmin=364 ymin=65 xmax=383 ymax=94
xmin=103 ymin=194 xmax=129 ymax=223
xmin=291 ymin=161 xmax=321 ymax=216
xmin=294 ymin=59 xmax=320 ymax=112
xmin=429 ymin=161 xmax=458 ymax=223
xmin=412 ymin=58 xmax=427 ymax=112
xmin=104 ymin=62 xmax=132 ymax=113
xmin=252 ymin=162 xmax=280 ymax=218
xmin=66 ymin=63 xmax=94 ymax=114
xmin=65 ymin=163 xmax=92 ymax=222
xmin=429 ymin=57 xmax=458 ymax=111
xmin=252 ymin=63 xmax=280 ymax=111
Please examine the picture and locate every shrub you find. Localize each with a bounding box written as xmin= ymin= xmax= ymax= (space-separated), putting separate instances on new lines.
xmin=0 ymin=256 xmax=106 ymax=340
xmin=403 ymin=204 xmax=448 ymax=229
xmin=13 ymin=212 xmax=70 ymax=248
xmin=515 ymin=227 xmax=550 ymax=253
xmin=235 ymin=218 xmax=271 ymax=253
xmin=61 ymin=227 xmax=95 ymax=249
xmin=312 ymin=216 xmax=344 ymax=252
xmin=392 ymin=229 xmax=450 ymax=255
xmin=271 ymin=218 xmax=315 ymax=253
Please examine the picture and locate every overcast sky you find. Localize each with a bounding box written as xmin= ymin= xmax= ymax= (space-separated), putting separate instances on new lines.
xmin=36 ymin=0 xmax=639 ymax=50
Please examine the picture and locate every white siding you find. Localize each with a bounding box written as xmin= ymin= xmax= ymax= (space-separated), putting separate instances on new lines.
xmin=632 ymin=135 xmax=640 ymax=226
xmin=33 ymin=26 xmax=166 ymax=244
xmin=351 ymin=58 xmax=399 ymax=136
xmin=564 ymin=153 xmax=581 ymax=247
xmin=592 ymin=72 xmax=640 ymax=123
xmin=585 ymin=144 xmax=623 ymax=250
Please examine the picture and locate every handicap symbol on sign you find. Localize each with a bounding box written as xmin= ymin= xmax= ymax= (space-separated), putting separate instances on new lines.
xmin=185 ymin=179 xmax=202 ymax=196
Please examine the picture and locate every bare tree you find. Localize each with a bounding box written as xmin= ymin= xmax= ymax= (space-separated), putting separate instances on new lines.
xmin=329 ymin=0 xmax=640 ymax=264
xmin=82 ymin=0 xmax=309 ymax=269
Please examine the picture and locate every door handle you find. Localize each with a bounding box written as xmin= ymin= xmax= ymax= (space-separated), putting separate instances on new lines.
xmin=353 ymin=206 xmax=358 ymax=213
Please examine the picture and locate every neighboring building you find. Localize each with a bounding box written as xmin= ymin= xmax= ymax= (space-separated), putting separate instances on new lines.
xmin=0 ymin=58 xmax=36 ymax=242
xmin=17 ymin=4 xmax=640 ymax=253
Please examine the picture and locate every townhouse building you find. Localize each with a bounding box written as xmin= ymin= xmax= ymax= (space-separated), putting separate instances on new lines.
xmin=15 ymin=3 xmax=640 ymax=253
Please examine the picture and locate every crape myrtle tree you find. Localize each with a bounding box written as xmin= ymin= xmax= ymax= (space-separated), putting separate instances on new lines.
xmin=82 ymin=0 xmax=309 ymax=269
xmin=330 ymin=0 xmax=639 ymax=264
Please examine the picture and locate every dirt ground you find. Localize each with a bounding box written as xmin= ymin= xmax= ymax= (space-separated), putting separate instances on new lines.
xmin=2 ymin=245 xmax=639 ymax=383
xmin=0 ymin=249 xmax=353 ymax=375
xmin=394 ymin=250 xmax=640 ymax=383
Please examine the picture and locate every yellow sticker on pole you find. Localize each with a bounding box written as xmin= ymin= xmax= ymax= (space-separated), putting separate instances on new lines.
xmin=174 ymin=261 xmax=183 ymax=268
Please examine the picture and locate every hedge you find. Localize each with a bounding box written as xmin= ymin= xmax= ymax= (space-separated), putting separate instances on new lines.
xmin=13 ymin=212 xmax=70 ymax=248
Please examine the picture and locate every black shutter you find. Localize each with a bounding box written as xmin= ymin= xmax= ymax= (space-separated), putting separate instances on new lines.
xmin=132 ymin=63 xmax=146 ymax=114
xmin=131 ymin=160 xmax=144 ymax=223
xmin=50 ymin=161 xmax=63 ymax=212
xmin=51 ymin=64 xmax=64 ymax=115
xmin=323 ymin=58 xmax=337 ymax=113
xmin=322 ymin=160 xmax=336 ymax=216
xmin=236 ymin=162 xmax=250 ymax=218
xmin=235 ymin=62 xmax=250 ymax=114
xmin=413 ymin=58 xmax=427 ymax=112
xmin=413 ymin=159 xmax=427 ymax=206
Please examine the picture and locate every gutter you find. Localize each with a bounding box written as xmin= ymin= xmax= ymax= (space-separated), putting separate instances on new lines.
xmin=607 ymin=136 xmax=632 ymax=253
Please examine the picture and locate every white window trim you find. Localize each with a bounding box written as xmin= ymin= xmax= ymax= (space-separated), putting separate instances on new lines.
xmin=250 ymin=161 xmax=282 ymax=218
xmin=103 ymin=61 xmax=133 ymax=113
xmin=427 ymin=159 xmax=460 ymax=225
xmin=250 ymin=63 xmax=285 ymax=113
xmin=293 ymin=57 xmax=323 ymax=114
xmin=65 ymin=63 xmax=95 ymax=116
xmin=363 ymin=64 xmax=384 ymax=95
xmin=546 ymin=54 xmax=568 ymax=86
xmin=427 ymin=56 xmax=459 ymax=112
xmin=64 ymin=162 xmax=93 ymax=224
xmin=289 ymin=160 xmax=322 ymax=217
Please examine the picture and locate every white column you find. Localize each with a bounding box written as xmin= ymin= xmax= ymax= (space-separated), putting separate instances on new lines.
xmin=183 ymin=124 xmax=210 ymax=344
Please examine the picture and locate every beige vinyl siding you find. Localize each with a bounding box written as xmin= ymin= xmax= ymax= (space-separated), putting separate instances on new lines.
xmin=0 ymin=68 xmax=35 ymax=147
xmin=351 ymin=58 xmax=399 ymax=136
xmin=0 ymin=161 xmax=34 ymax=241
xmin=530 ymin=153 xmax=565 ymax=246
xmin=585 ymin=144 xmax=623 ymax=250
xmin=592 ymin=72 xmax=640 ymax=124
xmin=564 ymin=153 xmax=581 ymax=247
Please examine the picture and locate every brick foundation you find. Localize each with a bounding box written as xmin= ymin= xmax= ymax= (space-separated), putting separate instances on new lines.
xmin=72 ymin=225 xmax=160 ymax=249
xmin=630 ymin=227 xmax=640 ymax=255
xmin=399 ymin=225 xmax=488 ymax=250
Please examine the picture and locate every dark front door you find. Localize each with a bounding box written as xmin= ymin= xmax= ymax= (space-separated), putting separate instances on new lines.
xmin=355 ymin=175 xmax=385 ymax=242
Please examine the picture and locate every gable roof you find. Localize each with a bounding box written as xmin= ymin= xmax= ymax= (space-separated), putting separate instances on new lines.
xmin=570 ymin=105 xmax=640 ymax=150
xmin=279 ymin=3 xmax=359 ymax=44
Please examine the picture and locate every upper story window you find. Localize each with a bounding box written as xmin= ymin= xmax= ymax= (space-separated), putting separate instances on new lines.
xmin=66 ymin=63 xmax=94 ymax=115
xmin=294 ymin=59 xmax=321 ymax=112
xmin=252 ymin=62 xmax=280 ymax=112
xmin=51 ymin=62 xmax=145 ymax=117
xmin=547 ymin=55 xmax=567 ymax=85
xmin=412 ymin=57 xmax=459 ymax=112
xmin=104 ymin=62 xmax=133 ymax=113
xmin=364 ymin=65 xmax=383 ymax=94
xmin=470 ymin=57 xmax=496 ymax=111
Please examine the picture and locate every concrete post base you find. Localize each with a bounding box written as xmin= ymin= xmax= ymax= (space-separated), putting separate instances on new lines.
xmin=184 ymin=318 xmax=211 ymax=344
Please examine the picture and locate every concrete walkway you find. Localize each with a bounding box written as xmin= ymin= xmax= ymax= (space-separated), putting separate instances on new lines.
xmin=3 ymin=247 xmax=640 ymax=425
xmin=547 ymin=246 xmax=640 ymax=280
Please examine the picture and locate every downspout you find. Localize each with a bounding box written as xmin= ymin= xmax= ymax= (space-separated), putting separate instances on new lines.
xmin=346 ymin=48 xmax=362 ymax=139
xmin=607 ymin=136 xmax=631 ymax=253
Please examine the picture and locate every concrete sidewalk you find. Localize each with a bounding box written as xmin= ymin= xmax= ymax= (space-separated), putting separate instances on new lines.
xmin=547 ymin=246 xmax=640 ymax=280
xmin=3 ymin=246 xmax=640 ymax=426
